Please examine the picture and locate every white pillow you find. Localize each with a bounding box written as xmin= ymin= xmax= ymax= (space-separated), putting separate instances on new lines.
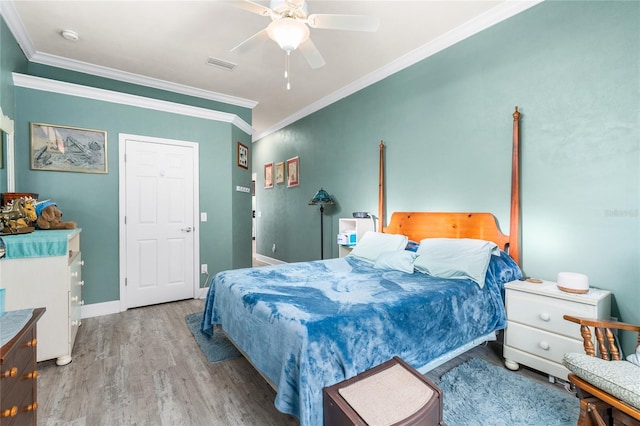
xmin=414 ymin=238 xmax=499 ymax=287
xmin=374 ymin=250 xmax=418 ymax=274
xmin=348 ymin=232 xmax=408 ymax=263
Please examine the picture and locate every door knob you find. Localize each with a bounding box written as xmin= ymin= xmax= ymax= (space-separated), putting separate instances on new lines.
xmin=181 ymin=227 xmax=193 ymax=232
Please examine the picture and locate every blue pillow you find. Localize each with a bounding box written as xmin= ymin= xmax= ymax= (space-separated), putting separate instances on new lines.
xmin=374 ymin=250 xmax=418 ymax=274
xmin=405 ymin=240 xmax=420 ymax=252
xmin=414 ymin=238 xmax=499 ymax=288
xmin=486 ymin=250 xmax=523 ymax=286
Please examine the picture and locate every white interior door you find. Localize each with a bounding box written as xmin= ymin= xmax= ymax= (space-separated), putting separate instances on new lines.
xmin=120 ymin=135 xmax=199 ymax=309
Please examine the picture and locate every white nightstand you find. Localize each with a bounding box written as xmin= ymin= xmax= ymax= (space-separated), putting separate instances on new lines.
xmin=503 ymin=280 xmax=611 ymax=381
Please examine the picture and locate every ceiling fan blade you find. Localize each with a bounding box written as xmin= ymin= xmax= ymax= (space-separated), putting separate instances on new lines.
xmin=306 ymin=14 xmax=380 ymax=32
xmin=230 ymin=28 xmax=269 ymax=54
xmin=298 ymin=38 xmax=326 ymax=69
xmin=229 ymin=0 xmax=272 ymax=17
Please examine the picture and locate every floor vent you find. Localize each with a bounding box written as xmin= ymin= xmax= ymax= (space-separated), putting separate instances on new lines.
xmin=206 ymin=57 xmax=237 ymax=71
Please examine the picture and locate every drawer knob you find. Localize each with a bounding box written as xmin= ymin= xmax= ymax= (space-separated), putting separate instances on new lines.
xmin=1 ymin=406 xmax=17 ymax=418
xmin=25 ymin=402 xmax=38 ymax=412
xmin=539 ymin=341 xmax=550 ymax=350
xmin=26 ymin=338 xmax=37 ymax=347
xmin=24 ymin=370 xmax=38 ymax=380
xmin=72 ymin=272 xmax=78 ymax=278
xmin=72 ymin=320 xmax=79 ymax=326
xmin=72 ymin=296 xmax=79 ymax=302
xmin=80 ymin=260 xmax=85 ymax=266
xmin=539 ymin=312 xmax=550 ymax=321
xmin=1 ymin=367 xmax=18 ymax=379
xmin=80 ymin=280 xmax=85 ymax=286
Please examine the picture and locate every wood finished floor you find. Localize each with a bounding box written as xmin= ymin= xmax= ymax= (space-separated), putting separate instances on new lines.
xmin=36 ymin=299 xmax=566 ymax=426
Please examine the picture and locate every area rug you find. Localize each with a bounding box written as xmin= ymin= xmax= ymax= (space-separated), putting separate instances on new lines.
xmin=437 ymin=358 xmax=579 ymax=426
xmin=185 ymin=312 xmax=241 ymax=363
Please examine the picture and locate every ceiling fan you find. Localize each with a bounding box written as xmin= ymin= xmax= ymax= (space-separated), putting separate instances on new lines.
xmin=230 ymin=0 xmax=380 ymax=89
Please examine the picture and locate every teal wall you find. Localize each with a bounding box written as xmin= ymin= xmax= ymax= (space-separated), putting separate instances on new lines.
xmin=14 ymin=87 xmax=252 ymax=304
xmin=0 ymin=16 xmax=28 ymax=192
xmin=253 ymin=1 xmax=639 ymax=354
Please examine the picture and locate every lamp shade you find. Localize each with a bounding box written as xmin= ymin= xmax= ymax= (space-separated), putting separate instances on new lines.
xmin=309 ymin=188 xmax=335 ymax=206
xmin=267 ymin=18 xmax=310 ymax=52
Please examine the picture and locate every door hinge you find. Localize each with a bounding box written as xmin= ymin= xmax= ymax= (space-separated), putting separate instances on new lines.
xmin=125 ymin=278 xmax=127 ymax=286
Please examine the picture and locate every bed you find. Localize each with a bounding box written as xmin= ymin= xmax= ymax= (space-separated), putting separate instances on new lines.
xmin=202 ymin=108 xmax=523 ymax=426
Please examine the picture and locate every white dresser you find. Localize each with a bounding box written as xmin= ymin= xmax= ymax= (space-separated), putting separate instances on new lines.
xmin=0 ymin=229 xmax=83 ymax=365
xmin=503 ymin=279 xmax=611 ymax=380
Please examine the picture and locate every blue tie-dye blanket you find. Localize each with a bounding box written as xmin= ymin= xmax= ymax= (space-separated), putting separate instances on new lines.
xmin=202 ymin=253 xmax=521 ymax=426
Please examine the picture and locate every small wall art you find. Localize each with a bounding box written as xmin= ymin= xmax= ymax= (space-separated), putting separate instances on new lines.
xmin=264 ymin=162 xmax=274 ymax=188
xmin=275 ymin=162 xmax=284 ymax=184
xmin=31 ymin=122 xmax=107 ymax=173
xmin=237 ymin=142 xmax=248 ymax=169
xmin=287 ymin=156 xmax=299 ymax=187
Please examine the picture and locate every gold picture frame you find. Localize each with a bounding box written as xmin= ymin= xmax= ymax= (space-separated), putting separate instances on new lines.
xmin=30 ymin=122 xmax=107 ymax=173
xmin=275 ymin=162 xmax=284 ymax=184
xmin=287 ymin=156 xmax=299 ymax=187
xmin=237 ymin=142 xmax=248 ymax=169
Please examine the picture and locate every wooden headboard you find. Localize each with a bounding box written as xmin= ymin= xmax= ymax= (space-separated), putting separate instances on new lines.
xmin=379 ymin=107 xmax=522 ymax=263
xmin=384 ymin=212 xmax=510 ymax=251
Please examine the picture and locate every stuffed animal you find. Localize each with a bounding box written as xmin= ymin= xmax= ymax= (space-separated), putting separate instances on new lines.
xmin=35 ymin=200 xmax=76 ymax=230
xmin=1 ymin=198 xmax=37 ymax=233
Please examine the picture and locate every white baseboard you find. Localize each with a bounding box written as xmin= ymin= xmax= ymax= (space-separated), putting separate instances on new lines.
xmin=81 ymin=300 xmax=121 ymax=319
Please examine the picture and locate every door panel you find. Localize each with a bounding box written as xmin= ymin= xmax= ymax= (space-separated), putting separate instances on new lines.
xmin=124 ymin=138 xmax=195 ymax=309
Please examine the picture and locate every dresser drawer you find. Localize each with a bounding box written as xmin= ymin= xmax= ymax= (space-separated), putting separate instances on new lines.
xmin=505 ymin=321 xmax=584 ymax=364
xmin=506 ymin=290 xmax=593 ymax=339
xmin=0 ymin=327 xmax=35 ymax=397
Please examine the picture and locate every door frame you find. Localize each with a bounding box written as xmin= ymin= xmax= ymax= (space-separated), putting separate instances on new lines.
xmin=118 ymin=133 xmax=200 ymax=312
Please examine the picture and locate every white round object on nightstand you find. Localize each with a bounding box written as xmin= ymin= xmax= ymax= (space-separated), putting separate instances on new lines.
xmin=557 ymin=272 xmax=589 ymax=294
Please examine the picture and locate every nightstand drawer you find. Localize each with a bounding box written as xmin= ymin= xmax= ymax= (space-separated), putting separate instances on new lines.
xmin=506 ymin=290 xmax=593 ymax=339
xmin=505 ymin=322 xmax=584 ymax=364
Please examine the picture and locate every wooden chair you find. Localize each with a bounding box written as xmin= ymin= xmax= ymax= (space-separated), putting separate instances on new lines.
xmin=563 ymin=315 xmax=640 ymax=426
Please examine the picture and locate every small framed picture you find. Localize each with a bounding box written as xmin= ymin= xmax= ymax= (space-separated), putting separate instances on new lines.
xmin=275 ymin=162 xmax=284 ymax=184
xmin=237 ymin=142 xmax=248 ymax=169
xmin=286 ymin=156 xmax=299 ymax=187
xmin=264 ymin=162 xmax=273 ymax=188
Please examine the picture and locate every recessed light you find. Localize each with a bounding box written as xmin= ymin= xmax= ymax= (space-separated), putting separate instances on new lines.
xmin=61 ymin=30 xmax=79 ymax=41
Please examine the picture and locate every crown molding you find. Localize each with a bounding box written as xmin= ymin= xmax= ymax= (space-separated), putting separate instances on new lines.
xmin=30 ymin=51 xmax=258 ymax=110
xmin=253 ymin=0 xmax=543 ymax=141
xmin=13 ymin=73 xmax=253 ymax=135
xmin=0 ymin=0 xmax=257 ymax=110
xmin=0 ymin=0 xmax=36 ymax=58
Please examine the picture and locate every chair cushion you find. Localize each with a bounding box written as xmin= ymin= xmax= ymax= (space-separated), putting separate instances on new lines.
xmin=563 ymin=352 xmax=640 ymax=410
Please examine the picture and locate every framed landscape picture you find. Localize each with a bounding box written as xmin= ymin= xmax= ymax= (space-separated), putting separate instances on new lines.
xmin=30 ymin=122 xmax=107 ymax=173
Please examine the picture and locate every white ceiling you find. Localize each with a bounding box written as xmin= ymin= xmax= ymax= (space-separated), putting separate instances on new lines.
xmin=2 ymin=1 xmax=539 ymax=140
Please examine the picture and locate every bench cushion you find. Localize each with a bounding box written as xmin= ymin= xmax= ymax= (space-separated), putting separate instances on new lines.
xmin=563 ymin=352 xmax=640 ymax=410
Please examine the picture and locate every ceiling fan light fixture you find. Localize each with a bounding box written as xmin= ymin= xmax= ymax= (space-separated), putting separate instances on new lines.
xmin=267 ymin=18 xmax=309 ymax=52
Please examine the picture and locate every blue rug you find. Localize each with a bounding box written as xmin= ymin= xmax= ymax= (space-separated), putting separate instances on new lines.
xmin=185 ymin=312 xmax=241 ymax=363
xmin=437 ymin=358 xmax=579 ymax=426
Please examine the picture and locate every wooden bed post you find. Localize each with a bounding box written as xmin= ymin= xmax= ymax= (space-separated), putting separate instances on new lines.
xmin=378 ymin=141 xmax=385 ymax=233
xmin=509 ymin=106 xmax=521 ymax=265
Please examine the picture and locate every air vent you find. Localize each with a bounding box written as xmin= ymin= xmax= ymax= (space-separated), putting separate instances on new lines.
xmin=206 ymin=57 xmax=237 ymax=71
